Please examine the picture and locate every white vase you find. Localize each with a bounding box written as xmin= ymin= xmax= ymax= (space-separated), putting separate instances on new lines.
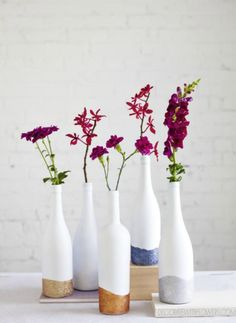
xmin=159 ymin=182 xmax=194 ymax=304
xmin=73 ymin=182 xmax=98 ymax=291
xmin=98 ymin=190 xmax=130 ymax=315
xmin=42 ymin=184 xmax=73 ymax=298
xmin=131 ymin=155 xmax=161 ymax=265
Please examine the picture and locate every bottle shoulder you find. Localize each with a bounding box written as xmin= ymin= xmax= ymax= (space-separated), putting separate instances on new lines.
xmin=100 ymin=222 xmax=130 ymax=238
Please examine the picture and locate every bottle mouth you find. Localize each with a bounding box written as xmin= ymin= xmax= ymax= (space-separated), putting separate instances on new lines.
xmin=169 ymin=181 xmax=180 ymax=188
xmin=54 ymin=184 xmax=62 ymax=193
xmin=140 ymin=155 xmax=151 ymax=164
xmin=83 ymin=182 xmax=93 ymax=190
xmin=108 ymin=190 xmax=119 ymax=196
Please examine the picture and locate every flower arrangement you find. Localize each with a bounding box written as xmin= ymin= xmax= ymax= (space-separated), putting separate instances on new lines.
xmin=90 ymin=85 xmax=158 ymax=191
xmin=21 ymin=126 xmax=70 ymax=185
xmin=66 ymin=108 xmax=106 ymax=182
xmin=163 ymin=79 xmax=200 ymax=182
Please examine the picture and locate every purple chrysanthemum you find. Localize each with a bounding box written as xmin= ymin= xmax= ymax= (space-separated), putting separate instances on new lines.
xmin=90 ymin=146 xmax=108 ymax=160
xmin=135 ymin=136 xmax=153 ymax=155
xmin=21 ymin=126 xmax=59 ymax=143
xmin=106 ymin=135 xmax=124 ymax=149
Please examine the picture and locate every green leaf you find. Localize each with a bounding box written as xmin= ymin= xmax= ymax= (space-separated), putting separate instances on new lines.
xmin=51 ymin=177 xmax=58 ymax=185
xmin=49 ymin=165 xmax=56 ymax=172
xmin=43 ymin=177 xmax=51 ymax=183
xmin=57 ymin=170 xmax=70 ymax=184
xmin=167 ymin=161 xmax=186 ymax=183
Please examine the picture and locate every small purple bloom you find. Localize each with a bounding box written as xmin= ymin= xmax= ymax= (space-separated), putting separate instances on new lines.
xmin=90 ymin=146 xmax=108 ymax=160
xmin=163 ymin=140 xmax=172 ymax=158
xmin=21 ymin=126 xmax=59 ymax=143
xmin=106 ymin=135 xmax=124 ymax=149
xmin=135 ymin=136 xmax=153 ymax=155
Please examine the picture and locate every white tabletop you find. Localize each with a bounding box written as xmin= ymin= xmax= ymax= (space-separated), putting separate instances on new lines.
xmin=0 ymin=272 xmax=235 ymax=323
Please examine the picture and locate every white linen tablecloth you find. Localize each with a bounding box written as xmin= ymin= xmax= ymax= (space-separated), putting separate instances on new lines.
xmin=0 ymin=271 xmax=235 ymax=323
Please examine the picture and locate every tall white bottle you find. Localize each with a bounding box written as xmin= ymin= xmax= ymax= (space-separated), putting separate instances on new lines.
xmin=159 ymin=182 xmax=194 ymax=304
xmin=98 ymin=191 xmax=130 ymax=315
xmin=42 ymin=184 xmax=73 ymax=298
xmin=73 ymin=182 xmax=98 ymax=290
xmin=131 ymin=155 xmax=161 ymax=265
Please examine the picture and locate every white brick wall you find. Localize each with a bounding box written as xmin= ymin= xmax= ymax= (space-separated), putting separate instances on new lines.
xmin=0 ymin=0 xmax=236 ymax=271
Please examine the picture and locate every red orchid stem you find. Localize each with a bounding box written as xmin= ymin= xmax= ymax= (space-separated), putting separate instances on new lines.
xmin=139 ymin=98 xmax=147 ymax=102
xmin=143 ymin=125 xmax=149 ymax=133
xmin=83 ymin=144 xmax=89 ymax=183
xmin=78 ymin=137 xmax=87 ymax=145
xmin=140 ymin=93 xmax=150 ymax=136
xmin=83 ymin=120 xmax=97 ymax=183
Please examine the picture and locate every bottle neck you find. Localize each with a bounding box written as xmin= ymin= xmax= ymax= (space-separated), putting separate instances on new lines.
xmin=82 ymin=182 xmax=94 ymax=216
xmin=53 ymin=184 xmax=64 ymax=221
xmin=168 ymin=182 xmax=183 ymax=221
xmin=109 ymin=190 xmax=120 ymax=224
xmin=140 ymin=155 xmax=153 ymax=190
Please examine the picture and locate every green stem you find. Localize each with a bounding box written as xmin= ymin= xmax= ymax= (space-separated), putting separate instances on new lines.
xmin=106 ymin=157 xmax=110 ymax=182
xmin=172 ymin=149 xmax=177 ymax=182
xmin=115 ymin=154 xmax=125 ymax=191
xmin=125 ymin=149 xmax=138 ymax=162
xmin=101 ymin=161 xmax=111 ymax=191
xmin=35 ymin=142 xmax=53 ymax=179
xmin=42 ymin=139 xmax=51 ymax=157
xmin=46 ymin=137 xmax=58 ymax=184
xmin=115 ymin=149 xmax=137 ymax=191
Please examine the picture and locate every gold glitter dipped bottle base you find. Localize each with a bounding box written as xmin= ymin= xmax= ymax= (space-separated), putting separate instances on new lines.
xmin=99 ymin=287 xmax=130 ymax=315
xmin=42 ymin=278 xmax=73 ymax=298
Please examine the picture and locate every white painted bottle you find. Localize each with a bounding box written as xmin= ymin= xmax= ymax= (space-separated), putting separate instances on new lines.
xmin=73 ymin=182 xmax=98 ymax=290
xmin=42 ymin=184 xmax=73 ymax=298
xmin=131 ymin=155 xmax=161 ymax=265
xmin=98 ymin=190 xmax=130 ymax=315
xmin=159 ymin=182 xmax=194 ymax=304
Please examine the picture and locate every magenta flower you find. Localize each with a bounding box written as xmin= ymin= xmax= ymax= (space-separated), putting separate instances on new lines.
xmin=90 ymin=146 xmax=108 ymax=160
xmin=106 ymin=135 xmax=124 ymax=149
xmin=21 ymin=126 xmax=59 ymax=143
xmin=163 ymin=139 xmax=172 ymax=158
xmin=163 ymin=89 xmax=193 ymax=157
xmin=135 ymin=136 xmax=153 ymax=155
xmin=126 ymin=84 xmax=154 ymax=125
xmin=153 ymin=142 xmax=159 ymax=160
xmin=163 ymin=79 xmax=200 ymax=182
xmin=67 ymin=107 xmax=106 ymax=183
xmin=20 ymin=125 xmax=70 ymax=185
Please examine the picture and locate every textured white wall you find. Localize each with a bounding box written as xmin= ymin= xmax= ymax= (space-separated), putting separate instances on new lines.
xmin=0 ymin=0 xmax=236 ymax=271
